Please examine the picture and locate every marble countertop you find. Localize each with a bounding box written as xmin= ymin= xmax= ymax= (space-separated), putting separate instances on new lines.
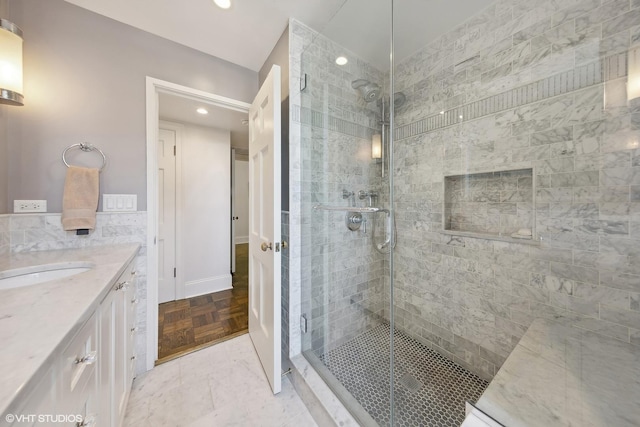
xmin=475 ymin=317 xmax=640 ymax=427
xmin=0 ymin=244 xmax=140 ymax=417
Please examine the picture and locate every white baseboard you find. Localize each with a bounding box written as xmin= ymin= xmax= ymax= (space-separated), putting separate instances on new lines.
xmin=235 ymin=236 xmax=249 ymax=244
xmin=184 ymin=274 xmax=232 ymax=298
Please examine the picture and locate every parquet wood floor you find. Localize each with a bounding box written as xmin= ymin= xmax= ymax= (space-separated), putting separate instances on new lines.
xmin=157 ymin=244 xmax=249 ymax=363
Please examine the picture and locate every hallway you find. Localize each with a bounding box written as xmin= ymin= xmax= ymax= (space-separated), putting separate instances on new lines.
xmin=158 ymin=244 xmax=249 ymax=362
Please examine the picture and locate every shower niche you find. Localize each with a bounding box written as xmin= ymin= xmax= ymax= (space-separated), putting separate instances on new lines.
xmin=442 ymin=168 xmax=537 ymax=243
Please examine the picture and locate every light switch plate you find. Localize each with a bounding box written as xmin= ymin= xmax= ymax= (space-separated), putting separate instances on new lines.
xmin=14 ymin=200 xmax=47 ymax=213
xmin=103 ymin=194 xmax=137 ymax=212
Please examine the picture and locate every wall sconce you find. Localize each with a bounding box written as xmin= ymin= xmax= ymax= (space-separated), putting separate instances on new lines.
xmin=629 ymin=45 xmax=640 ymax=102
xmin=371 ymin=133 xmax=382 ymax=159
xmin=0 ymin=18 xmax=23 ymax=106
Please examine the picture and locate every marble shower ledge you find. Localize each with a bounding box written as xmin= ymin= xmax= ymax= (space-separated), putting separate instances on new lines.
xmin=440 ymin=230 xmax=540 ymax=246
xmin=475 ymin=317 xmax=640 ymax=427
xmin=0 ymin=244 xmax=140 ymax=418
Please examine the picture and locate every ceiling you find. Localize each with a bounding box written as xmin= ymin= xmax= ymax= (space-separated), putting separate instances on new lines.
xmin=64 ymin=0 xmax=495 ymax=149
xmin=64 ymin=0 xmax=494 ymax=72
xmin=322 ymin=0 xmax=495 ymax=70
xmin=64 ymin=0 xmax=347 ymax=72
xmin=159 ymin=93 xmax=249 ymax=150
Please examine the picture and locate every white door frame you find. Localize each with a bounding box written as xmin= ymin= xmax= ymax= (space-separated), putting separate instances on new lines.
xmin=145 ymin=77 xmax=251 ymax=370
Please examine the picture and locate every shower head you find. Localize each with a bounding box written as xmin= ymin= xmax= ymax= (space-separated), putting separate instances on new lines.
xmin=351 ymin=79 xmax=382 ymax=103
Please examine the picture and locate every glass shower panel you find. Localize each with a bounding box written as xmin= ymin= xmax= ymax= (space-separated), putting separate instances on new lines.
xmin=391 ymin=0 xmax=640 ymax=426
xmin=294 ymin=0 xmax=393 ymax=424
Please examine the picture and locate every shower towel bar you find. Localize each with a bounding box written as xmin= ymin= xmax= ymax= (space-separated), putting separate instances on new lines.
xmin=62 ymin=143 xmax=107 ymax=172
xmin=313 ymin=205 xmax=383 ymax=213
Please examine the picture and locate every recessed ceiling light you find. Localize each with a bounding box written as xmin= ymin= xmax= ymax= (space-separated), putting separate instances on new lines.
xmin=196 ymin=108 xmax=208 ymax=115
xmin=335 ymin=56 xmax=348 ymax=66
xmin=213 ymin=0 xmax=232 ymax=9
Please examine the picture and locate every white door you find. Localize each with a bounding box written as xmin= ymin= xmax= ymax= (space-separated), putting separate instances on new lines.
xmin=249 ymin=64 xmax=281 ymax=394
xmin=231 ymin=148 xmax=236 ymax=274
xmin=158 ymin=128 xmax=177 ymax=303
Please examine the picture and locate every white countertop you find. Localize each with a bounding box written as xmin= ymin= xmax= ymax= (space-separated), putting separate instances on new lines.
xmin=0 ymin=244 xmax=140 ymax=417
xmin=475 ymin=317 xmax=640 ymax=427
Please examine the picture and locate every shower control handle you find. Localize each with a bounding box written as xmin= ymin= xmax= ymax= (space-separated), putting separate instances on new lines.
xmin=261 ymin=242 xmax=273 ymax=252
xmin=358 ymin=190 xmax=379 ymax=207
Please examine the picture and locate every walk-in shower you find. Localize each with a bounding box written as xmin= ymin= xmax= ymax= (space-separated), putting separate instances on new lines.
xmin=293 ymin=0 xmax=640 ymax=425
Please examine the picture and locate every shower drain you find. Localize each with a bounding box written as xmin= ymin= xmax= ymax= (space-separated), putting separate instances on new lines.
xmin=399 ymin=373 xmax=423 ymax=393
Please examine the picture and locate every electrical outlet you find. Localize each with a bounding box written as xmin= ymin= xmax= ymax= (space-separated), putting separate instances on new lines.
xmin=14 ymin=200 xmax=47 ymax=213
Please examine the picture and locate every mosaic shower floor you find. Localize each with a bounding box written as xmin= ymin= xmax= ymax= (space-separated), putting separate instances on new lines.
xmin=319 ymin=324 xmax=489 ymax=427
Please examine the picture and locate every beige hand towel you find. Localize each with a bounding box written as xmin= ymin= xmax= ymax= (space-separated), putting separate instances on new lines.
xmin=61 ymin=166 xmax=100 ymax=231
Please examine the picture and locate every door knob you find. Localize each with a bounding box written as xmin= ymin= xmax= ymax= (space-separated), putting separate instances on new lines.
xmin=261 ymin=242 xmax=273 ymax=252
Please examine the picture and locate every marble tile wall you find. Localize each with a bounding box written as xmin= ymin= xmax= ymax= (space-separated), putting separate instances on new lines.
xmin=289 ymin=19 xmax=388 ymax=357
xmin=281 ymin=211 xmax=291 ymax=371
xmin=0 ymin=215 xmax=8 ymax=256
xmin=3 ymin=212 xmax=148 ymax=374
xmin=392 ymin=0 xmax=640 ymax=380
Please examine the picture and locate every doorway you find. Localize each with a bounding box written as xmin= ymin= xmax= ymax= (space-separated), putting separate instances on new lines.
xmin=146 ymin=77 xmax=250 ymax=369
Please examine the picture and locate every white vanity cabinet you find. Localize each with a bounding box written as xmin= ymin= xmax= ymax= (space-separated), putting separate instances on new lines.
xmin=100 ymin=260 xmax=138 ymax=427
xmin=3 ymin=254 xmax=139 ymax=427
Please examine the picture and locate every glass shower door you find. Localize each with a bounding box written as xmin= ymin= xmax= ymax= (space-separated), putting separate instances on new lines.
xmin=293 ymin=1 xmax=395 ymax=424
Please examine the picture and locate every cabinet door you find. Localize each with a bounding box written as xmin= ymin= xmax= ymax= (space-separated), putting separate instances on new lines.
xmin=7 ymin=365 xmax=55 ymax=427
xmin=99 ymin=289 xmax=115 ymax=427
xmin=114 ymin=285 xmax=127 ymax=424
xmin=126 ymin=270 xmax=138 ymax=388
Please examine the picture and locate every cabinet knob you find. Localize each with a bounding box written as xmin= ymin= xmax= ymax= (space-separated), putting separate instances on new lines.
xmin=131 ymin=298 xmax=139 ymax=304
xmin=131 ymin=355 xmax=137 ymax=361
xmin=76 ymin=415 xmax=96 ymax=427
xmin=130 ymin=327 xmax=138 ymax=333
xmin=74 ymin=350 xmax=97 ymax=366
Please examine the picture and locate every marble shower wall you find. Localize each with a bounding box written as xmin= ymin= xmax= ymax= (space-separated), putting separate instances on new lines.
xmin=281 ymin=211 xmax=291 ymax=371
xmin=289 ymin=19 xmax=389 ymax=357
xmin=392 ymin=0 xmax=640 ymax=380
xmin=2 ymin=212 xmax=148 ymax=374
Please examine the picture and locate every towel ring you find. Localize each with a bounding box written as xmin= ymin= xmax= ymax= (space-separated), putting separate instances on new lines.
xmin=62 ymin=143 xmax=107 ymax=172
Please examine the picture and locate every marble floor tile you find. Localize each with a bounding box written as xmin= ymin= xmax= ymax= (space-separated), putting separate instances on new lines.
xmin=123 ymin=334 xmax=317 ymax=427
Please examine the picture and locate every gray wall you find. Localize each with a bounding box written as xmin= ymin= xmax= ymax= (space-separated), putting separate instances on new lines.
xmin=5 ymin=0 xmax=258 ymax=212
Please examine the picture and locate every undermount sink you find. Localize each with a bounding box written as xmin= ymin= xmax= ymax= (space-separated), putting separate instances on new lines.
xmin=0 ymin=262 xmax=95 ymax=290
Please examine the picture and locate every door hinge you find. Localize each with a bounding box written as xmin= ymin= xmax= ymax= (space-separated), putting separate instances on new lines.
xmin=173 ymin=145 xmax=176 ymax=156
xmin=173 ymin=267 xmax=176 ymax=278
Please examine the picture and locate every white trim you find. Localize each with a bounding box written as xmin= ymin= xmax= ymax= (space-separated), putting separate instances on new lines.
xmin=235 ymin=236 xmax=249 ymax=244
xmin=145 ymin=77 xmax=250 ymax=372
xmin=184 ymin=274 xmax=233 ymax=299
